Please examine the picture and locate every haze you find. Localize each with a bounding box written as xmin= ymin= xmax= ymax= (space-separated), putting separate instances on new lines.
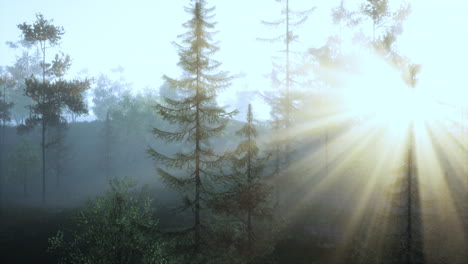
xmin=0 ymin=0 xmax=467 ymax=263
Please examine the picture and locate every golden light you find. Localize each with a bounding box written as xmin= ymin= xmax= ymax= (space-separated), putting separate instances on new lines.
xmin=282 ymin=48 xmax=468 ymax=262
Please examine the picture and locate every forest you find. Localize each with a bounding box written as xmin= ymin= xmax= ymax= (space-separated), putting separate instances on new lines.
xmin=0 ymin=0 xmax=467 ymax=263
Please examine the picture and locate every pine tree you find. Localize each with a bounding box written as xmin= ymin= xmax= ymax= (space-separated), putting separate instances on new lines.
xmin=270 ymin=117 xmax=281 ymax=206
xmin=381 ymin=65 xmax=424 ymax=264
xmin=259 ymin=0 xmax=315 ymax=159
xmin=384 ymin=147 xmax=424 ymax=264
xmin=361 ymin=0 xmax=390 ymax=42
xmin=402 ymin=63 xmax=424 ymax=264
xmin=211 ymin=104 xmax=272 ymax=259
xmin=358 ymin=0 xmax=412 ymax=52
xmin=147 ymin=1 xmax=235 ymax=260
xmin=17 ymin=14 xmax=90 ymax=202
xmin=259 ymin=0 xmax=314 ymax=206
xmin=331 ymin=0 xmax=362 ymax=53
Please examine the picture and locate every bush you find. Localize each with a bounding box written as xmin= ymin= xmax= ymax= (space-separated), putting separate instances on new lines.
xmin=48 ymin=177 xmax=168 ymax=264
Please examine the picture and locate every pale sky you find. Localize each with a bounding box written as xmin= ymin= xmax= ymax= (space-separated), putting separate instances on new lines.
xmin=1 ymin=0 xmax=467 ymax=120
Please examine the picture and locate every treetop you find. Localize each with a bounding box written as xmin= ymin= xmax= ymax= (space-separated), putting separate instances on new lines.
xmin=17 ymin=13 xmax=64 ymax=47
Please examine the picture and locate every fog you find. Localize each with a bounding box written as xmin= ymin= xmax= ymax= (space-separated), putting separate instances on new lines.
xmin=0 ymin=0 xmax=468 ymax=263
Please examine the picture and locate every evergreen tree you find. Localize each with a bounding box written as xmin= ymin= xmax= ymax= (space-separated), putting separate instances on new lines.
xmin=331 ymin=0 xmax=362 ymax=52
xmin=0 ymin=75 xmax=15 ymax=204
xmin=259 ymin=0 xmax=314 ymax=205
xmin=383 ymin=151 xmax=424 ymax=264
xmin=358 ymin=0 xmax=412 ymax=50
xmin=259 ymin=0 xmax=315 ymax=159
xmin=361 ymin=0 xmax=389 ymax=42
xmin=17 ymin=14 xmax=90 ymax=202
xmin=379 ymin=64 xmax=424 ymax=264
xmin=17 ymin=14 xmax=64 ymax=84
xmin=270 ymin=117 xmax=282 ymax=206
xmin=147 ymin=1 xmax=235 ymax=261
xmin=402 ymin=64 xmax=424 ymax=264
xmin=211 ymin=104 xmax=272 ymax=260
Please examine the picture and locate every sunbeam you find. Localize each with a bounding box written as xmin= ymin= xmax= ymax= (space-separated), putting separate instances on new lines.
xmin=279 ymin=46 xmax=468 ymax=262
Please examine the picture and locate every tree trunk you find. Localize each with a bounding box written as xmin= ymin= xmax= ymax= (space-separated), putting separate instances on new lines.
xmin=56 ymin=147 xmax=61 ymax=188
xmin=0 ymin=120 xmax=4 ymax=206
xmin=105 ymin=112 xmax=111 ymax=180
xmin=247 ymin=119 xmax=253 ymax=253
xmin=0 ymin=86 xmax=6 ymax=205
xmin=41 ymin=39 xmax=47 ymax=203
xmin=274 ymin=118 xmax=281 ymax=207
xmin=194 ymin=116 xmax=201 ymax=254
xmin=284 ymin=0 xmax=291 ymax=167
xmin=194 ymin=37 xmax=201 ymax=256
xmin=406 ymin=125 xmax=412 ymax=264
xmin=42 ymin=121 xmax=46 ymax=203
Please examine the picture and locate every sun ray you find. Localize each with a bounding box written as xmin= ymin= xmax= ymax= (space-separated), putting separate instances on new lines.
xmin=272 ymin=44 xmax=468 ymax=261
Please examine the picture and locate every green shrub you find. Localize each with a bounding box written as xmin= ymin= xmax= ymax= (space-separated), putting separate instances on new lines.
xmin=48 ymin=177 xmax=168 ymax=264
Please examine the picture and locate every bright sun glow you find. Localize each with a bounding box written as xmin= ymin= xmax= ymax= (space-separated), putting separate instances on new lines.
xmin=338 ymin=52 xmax=449 ymax=130
xmin=287 ymin=46 xmax=468 ymax=262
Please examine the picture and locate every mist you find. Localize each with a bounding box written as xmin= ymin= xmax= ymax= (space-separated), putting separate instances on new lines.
xmin=1 ymin=0 xmax=468 ymax=264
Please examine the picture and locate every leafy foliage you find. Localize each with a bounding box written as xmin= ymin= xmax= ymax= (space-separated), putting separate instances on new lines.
xmin=361 ymin=0 xmax=389 ymax=27
xmin=48 ymin=177 xmax=169 ymax=264
xmin=17 ymin=13 xmax=64 ymax=48
xmin=19 ymin=78 xmax=89 ymax=132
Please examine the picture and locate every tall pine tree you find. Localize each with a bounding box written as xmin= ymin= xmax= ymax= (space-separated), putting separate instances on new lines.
xmin=259 ymin=0 xmax=315 ymax=160
xmin=147 ymin=1 xmax=235 ymax=261
xmin=17 ymin=14 xmax=90 ymax=202
xmin=259 ymin=0 xmax=314 ymax=206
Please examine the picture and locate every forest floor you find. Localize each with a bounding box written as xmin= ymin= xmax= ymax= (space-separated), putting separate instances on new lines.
xmin=0 ymin=204 xmax=336 ymax=264
xmin=0 ymin=205 xmax=75 ymax=263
